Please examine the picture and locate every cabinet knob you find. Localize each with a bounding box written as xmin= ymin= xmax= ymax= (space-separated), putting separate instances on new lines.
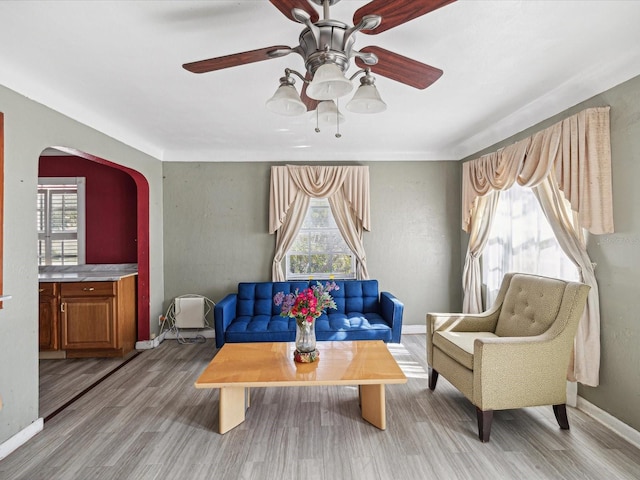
xmin=39 ymin=288 xmax=45 ymax=293
xmin=83 ymin=287 xmax=95 ymax=291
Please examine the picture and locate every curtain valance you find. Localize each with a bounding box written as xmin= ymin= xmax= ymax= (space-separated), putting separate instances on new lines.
xmin=462 ymin=107 xmax=613 ymax=234
xmin=269 ymin=165 xmax=371 ymax=234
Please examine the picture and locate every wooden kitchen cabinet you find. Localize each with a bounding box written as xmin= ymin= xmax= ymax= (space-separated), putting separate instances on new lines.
xmin=38 ymin=282 xmax=59 ymax=351
xmin=39 ymin=275 xmax=137 ymax=358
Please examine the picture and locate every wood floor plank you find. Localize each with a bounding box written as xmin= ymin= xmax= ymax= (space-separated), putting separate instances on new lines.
xmin=2 ymin=335 xmax=640 ymax=479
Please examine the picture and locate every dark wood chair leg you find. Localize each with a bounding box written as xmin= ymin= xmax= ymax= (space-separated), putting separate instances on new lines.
xmin=476 ymin=407 xmax=493 ymax=442
xmin=428 ymin=368 xmax=439 ymax=390
xmin=553 ymin=404 xmax=570 ymax=430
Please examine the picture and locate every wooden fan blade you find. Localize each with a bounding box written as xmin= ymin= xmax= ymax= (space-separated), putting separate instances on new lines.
xmin=354 ymin=0 xmax=456 ymax=35
xmin=355 ymin=46 xmax=443 ymax=89
xmin=301 ymin=72 xmax=319 ymax=111
xmin=183 ymin=46 xmax=290 ymax=74
xmin=269 ymin=0 xmax=319 ymax=23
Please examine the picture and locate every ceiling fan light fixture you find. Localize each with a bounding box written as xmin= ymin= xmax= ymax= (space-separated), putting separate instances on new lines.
xmin=346 ymin=82 xmax=387 ymax=114
xmin=266 ymin=76 xmax=306 ymax=116
xmin=306 ymin=63 xmax=353 ymax=100
xmin=312 ymin=100 xmax=346 ymax=127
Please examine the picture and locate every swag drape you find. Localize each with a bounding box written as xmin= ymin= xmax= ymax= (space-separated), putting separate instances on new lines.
xmin=269 ymin=165 xmax=370 ymax=281
xmin=461 ymin=106 xmax=613 ymax=386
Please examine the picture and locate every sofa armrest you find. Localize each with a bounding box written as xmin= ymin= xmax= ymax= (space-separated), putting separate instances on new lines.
xmin=380 ymin=291 xmax=404 ymax=343
xmin=473 ymin=334 xmax=573 ymax=410
xmin=214 ymin=293 xmax=237 ymax=348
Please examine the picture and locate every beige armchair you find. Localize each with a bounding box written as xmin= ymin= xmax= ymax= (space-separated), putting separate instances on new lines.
xmin=427 ymin=273 xmax=590 ymax=442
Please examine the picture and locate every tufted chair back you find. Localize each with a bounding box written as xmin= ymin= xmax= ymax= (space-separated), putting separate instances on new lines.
xmin=494 ymin=274 xmax=567 ymax=337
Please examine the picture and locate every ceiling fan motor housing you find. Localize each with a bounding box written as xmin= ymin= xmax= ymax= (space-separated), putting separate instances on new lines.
xmin=299 ymin=20 xmax=355 ymax=75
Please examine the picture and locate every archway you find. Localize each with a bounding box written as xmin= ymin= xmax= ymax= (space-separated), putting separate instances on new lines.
xmin=42 ymin=147 xmax=150 ymax=340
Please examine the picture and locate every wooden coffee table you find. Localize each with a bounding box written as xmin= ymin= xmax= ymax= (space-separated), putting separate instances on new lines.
xmin=195 ymin=340 xmax=407 ymax=434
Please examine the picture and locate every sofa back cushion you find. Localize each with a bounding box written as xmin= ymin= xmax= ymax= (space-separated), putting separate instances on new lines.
xmin=331 ymin=280 xmax=379 ymax=314
xmin=495 ymin=274 xmax=566 ymax=337
xmin=237 ymin=282 xmax=308 ymax=317
xmin=236 ymin=280 xmax=380 ymax=316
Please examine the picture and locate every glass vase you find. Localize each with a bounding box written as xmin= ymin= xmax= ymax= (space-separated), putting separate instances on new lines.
xmin=295 ymin=318 xmax=317 ymax=353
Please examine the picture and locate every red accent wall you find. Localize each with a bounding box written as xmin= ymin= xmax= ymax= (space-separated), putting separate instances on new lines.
xmin=39 ymin=156 xmax=137 ymax=263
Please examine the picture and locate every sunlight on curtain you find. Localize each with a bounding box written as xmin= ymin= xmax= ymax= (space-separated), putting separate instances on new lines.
xmin=482 ymin=183 xmax=579 ymax=307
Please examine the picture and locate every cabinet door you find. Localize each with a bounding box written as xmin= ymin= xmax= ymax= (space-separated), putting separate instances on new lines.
xmin=61 ymin=296 xmax=117 ymax=350
xmin=39 ymin=283 xmax=59 ymax=351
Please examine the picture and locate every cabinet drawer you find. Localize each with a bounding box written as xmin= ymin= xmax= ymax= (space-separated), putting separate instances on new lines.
xmin=39 ymin=282 xmax=57 ymax=296
xmin=61 ymin=281 xmax=116 ymax=297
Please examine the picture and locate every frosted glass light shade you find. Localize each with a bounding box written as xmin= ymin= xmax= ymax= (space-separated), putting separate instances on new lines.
xmin=312 ymin=100 xmax=346 ymax=127
xmin=346 ymin=84 xmax=387 ymax=113
xmin=307 ymin=63 xmax=353 ymax=100
xmin=266 ymin=84 xmax=306 ymax=116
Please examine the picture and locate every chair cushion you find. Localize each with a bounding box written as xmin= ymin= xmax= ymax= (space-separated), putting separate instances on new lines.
xmin=433 ymin=331 xmax=499 ymax=370
xmin=495 ymin=274 xmax=566 ymax=337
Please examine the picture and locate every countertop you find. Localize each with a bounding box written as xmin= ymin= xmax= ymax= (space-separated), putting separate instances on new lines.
xmin=38 ymin=263 xmax=138 ymax=282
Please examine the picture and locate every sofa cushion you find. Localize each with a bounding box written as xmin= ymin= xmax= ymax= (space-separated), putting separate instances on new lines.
xmin=495 ymin=274 xmax=566 ymax=337
xmin=225 ymin=314 xmax=296 ymax=343
xmin=316 ymin=312 xmax=392 ymax=342
xmin=237 ymin=281 xmax=308 ymax=317
xmin=330 ymin=280 xmax=380 ymax=314
xmin=433 ymin=331 xmax=499 ymax=370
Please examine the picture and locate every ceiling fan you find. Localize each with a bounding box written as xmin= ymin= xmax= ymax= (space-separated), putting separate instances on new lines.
xmin=183 ymin=0 xmax=455 ymax=128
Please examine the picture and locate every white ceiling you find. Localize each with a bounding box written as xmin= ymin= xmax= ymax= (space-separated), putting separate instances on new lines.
xmin=1 ymin=0 xmax=640 ymax=162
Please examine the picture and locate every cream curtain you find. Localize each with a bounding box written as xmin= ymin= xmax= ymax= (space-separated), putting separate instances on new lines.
xmin=271 ymin=191 xmax=310 ymax=281
xmin=328 ymin=188 xmax=369 ymax=279
xmin=532 ymin=175 xmax=600 ymax=385
xmin=462 ymin=191 xmax=500 ymax=313
xmin=461 ymin=106 xmax=613 ymax=386
xmin=269 ymin=165 xmax=371 ymax=281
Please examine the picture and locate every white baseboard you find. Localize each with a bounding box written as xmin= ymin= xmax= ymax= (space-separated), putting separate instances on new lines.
xmin=402 ymin=324 xmax=427 ymax=335
xmin=164 ymin=328 xmax=215 ymax=340
xmin=135 ymin=331 xmax=167 ymax=350
xmin=576 ymin=396 xmax=640 ymax=449
xmin=136 ymin=329 xmax=215 ymax=350
xmin=0 ymin=418 xmax=44 ymax=461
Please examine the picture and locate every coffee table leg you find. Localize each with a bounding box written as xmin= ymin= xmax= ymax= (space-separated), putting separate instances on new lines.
xmin=359 ymin=384 xmax=386 ymax=430
xmin=219 ymin=386 xmax=247 ymax=434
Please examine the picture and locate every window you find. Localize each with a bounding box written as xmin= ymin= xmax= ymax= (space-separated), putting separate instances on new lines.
xmin=285 ymin=198 xmax=355 ymax=280
xmin=482 ymin=183 xmax=578 ymax=307
xmin=37 ymin=177 xmax=86 ymax=266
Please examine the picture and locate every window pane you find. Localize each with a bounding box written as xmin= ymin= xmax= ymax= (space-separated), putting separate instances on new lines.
xmin=482 ymin=184 xmax=578 ymax=307
xmin=309 ymin=254 xmax=330 ymax=273
xmin=289 ymin=255 xmax=310 ymax=274
xmin=285 ymin=198 xmax=355 ymax=280
xmin=310 ymin=232 xmax=330 ymax=253
xmin=50 ymin=239 xmax=78 ymax=266
xmin=290 ymin=233 xmax=309 ymax=253
xmin=332 ymin=254 xmax=352 ymax=274
xmin=51 ymin=191 xmax=78 ymax=232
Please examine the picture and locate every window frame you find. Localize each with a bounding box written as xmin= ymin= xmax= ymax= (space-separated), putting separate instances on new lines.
xmin=37 ymin=177 xmax=86 ymax=266
xmin=285 ymin=198 xmax=356 ymax=281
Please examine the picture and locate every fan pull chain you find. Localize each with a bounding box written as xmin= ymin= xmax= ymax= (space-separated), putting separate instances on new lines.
xmin=335 ymin=98 xmax=341 ymax=138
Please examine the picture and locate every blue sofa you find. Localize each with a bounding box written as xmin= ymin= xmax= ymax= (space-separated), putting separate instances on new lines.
xmin=214 ymin=280 xmax=404 ymax=348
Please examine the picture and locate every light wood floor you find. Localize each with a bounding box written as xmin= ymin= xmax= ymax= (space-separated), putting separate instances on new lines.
xmin=3 ymin=335 xmax=640 ymax=479
xmin=39 ymin=353 xmax=138 ymax=421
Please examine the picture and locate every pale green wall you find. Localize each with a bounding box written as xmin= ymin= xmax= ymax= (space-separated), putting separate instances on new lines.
xmin=463 ymin=74 xmax=640 ymax=431
xmin=0 ymin=85 xmax=165 ymax=444
xmin=162 ymin=161 xmax=462 ymax=327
